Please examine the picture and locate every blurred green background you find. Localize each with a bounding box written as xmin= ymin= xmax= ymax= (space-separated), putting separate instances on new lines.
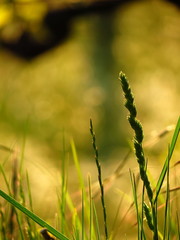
xmin=0 ymin=0 xmax=180 ymax=237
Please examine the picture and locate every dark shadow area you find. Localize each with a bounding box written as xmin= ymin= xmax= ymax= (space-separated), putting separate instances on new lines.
xmin=0 ymin=0 xmax=139 ymax=59
xmin=1 ymin=0 xmax=179 ymax=60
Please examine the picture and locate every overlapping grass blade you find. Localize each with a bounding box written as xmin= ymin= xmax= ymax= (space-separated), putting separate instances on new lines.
xmin=163 ymin=148 xmax=170 ymax=240
xmin=71 ymin=139 xmax=92 ymax=237
xmin=60 ymin=132 xmax=68 ymax=234
xmin=71 ymin=139 xmax=85 ymax=191
xmin=88 ymin=175 xmax=93 ymax=240
xmin=154 ymin=117 xmax=180 ymax=203
xmin=26 ymin=172 xmax=39 ymax=239
xmin=0 ymin=163 xmax=24 ymax=240
xmin=130 ymin=170 xmax=141 ymax=240
xmin=0 ymin=190 xmax=70 ymax=240
xmin=93 ymin=201 xmax=101 ymax=240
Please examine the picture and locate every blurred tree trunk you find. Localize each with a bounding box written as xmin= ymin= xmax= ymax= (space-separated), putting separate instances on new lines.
xmin=87 ymin=12 xmax=125 ymax=157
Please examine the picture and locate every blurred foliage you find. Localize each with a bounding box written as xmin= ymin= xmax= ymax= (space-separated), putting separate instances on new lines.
xmin=0 ymin=1 xmax=180 ymax=158
xmin=0 ymin=0 xmax=47 ymax=31
xmin=0 ymin=0 xmax=179 ymax=167
xmin=0 ymin=0 xmax=130 ymax=58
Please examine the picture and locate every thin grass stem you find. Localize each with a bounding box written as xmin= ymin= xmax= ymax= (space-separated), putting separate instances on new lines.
xmin=88 ymin=175 xmax=93 ymax=240
xmin=90 ymin=119 xmax=108 ymax=240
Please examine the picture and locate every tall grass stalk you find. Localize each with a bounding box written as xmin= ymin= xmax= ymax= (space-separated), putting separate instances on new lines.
xmin=60 ymin=132 xmax=67 ymax=234
xmin=163 ymin=149 xmax=170 ymax=240
xmin=88 ymin=175 xmax=93 ymax=240
xmin=90 ymin=119 xmax=108 ymax=240
xmin=130 ymin=170 xmax=141 ymax=239
xmin=119 ymin=72 xmax=158 ymax=239
xmin=119 ymin=71 xmax=180 ymax=240
xmin=119 ymin=72 xmax=153 ymax=203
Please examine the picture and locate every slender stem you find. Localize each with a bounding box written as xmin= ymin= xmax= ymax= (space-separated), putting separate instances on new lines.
xmin=90 ymin=119 xmax=108 ymax=240
xmin=151 ymin=202 xmax=158 ymax=240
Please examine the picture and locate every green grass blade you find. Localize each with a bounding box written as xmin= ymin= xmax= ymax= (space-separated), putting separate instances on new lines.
xmin=130 ymin=170 xmax=140 ymax=240
xmin=141 ymin=186 xmax=146 ymax=240
xmin=60 ymin=131 xmax=67 ymax=234
xmin=93 ymin=201 xmax=101 ymax=240
xmin=72 ymin=209 xmax=80 ymax=240
xmin=20 ymin=118 xmax=29 ymax=175
xmin=163 ymin=148 xmax=170 ymax=240
xmin=70 ymin=139 xmax=90 ymax=235
xmin=88 ymin=175 xmax=93 ymax=240
xmin=154 ymin=116 xmax=180 ymax=203
xmin=26 ymin=172 xmax=39 ymax=239
xmin=71 ymin=139 xmax=85 ymax=191
xmin=0 ymin=164 xmax=11 ymax=194
xmin=0 ymin=190 xmax=70 ymax=240
xmin=26 ymin=172 xmax=34 ymax=213
xmin=81 ymin=189 xmax=85 ymax=240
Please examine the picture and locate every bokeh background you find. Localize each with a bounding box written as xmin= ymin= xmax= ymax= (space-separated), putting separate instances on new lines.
xmin=0 ymin=0 xmax=180 ymax=238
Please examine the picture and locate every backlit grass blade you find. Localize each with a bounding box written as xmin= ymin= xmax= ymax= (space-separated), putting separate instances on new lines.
xmin=88 ymin=175 xmax=93 ymax=240
xmin=130 ymin=170 xmax=141 ymax=240
xmin=0 ymin=190 xmax=70 ymax=240
xmin=71 ymin=139 xmax=85 ymax=191
xmin=163 ymin=150 xmax=170 ymax=240
xmin=154 ymin=116 xmax=180 ymax=203
xmin=60 ymin=131 xmax=68 ymax=234
xmin=70 ymin=139 xmax=91 ymax=234
xmin=93 ymin=201 xmax=101 ymax=240
xmin=81 ymin=189 xmax=85 ymax=240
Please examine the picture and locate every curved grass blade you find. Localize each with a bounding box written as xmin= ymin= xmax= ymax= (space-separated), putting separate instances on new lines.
xmin=0 ymin=190 xmax=70 ymax=240
xmin=154 ymin=116 xmax=180 ymax=203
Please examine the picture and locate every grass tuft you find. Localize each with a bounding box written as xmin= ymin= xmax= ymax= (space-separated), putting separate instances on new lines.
xmin=0 ymin=189 xmax=70 ymax=240
xmin=119 ymin=71 xmax=180 ymax=240
xmin=0 ymin=71 xmax=179 ymax=240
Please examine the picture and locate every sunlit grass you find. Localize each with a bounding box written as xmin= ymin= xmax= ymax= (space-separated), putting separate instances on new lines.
xmin=0 ymin=72 xmax=179 ymax=240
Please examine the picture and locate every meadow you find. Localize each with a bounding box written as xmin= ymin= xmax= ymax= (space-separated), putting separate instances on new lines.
xmin=0 ymin=0 xmax=180 ymax=239
xmin=0 ymin=72 xmax=179 ymax=240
